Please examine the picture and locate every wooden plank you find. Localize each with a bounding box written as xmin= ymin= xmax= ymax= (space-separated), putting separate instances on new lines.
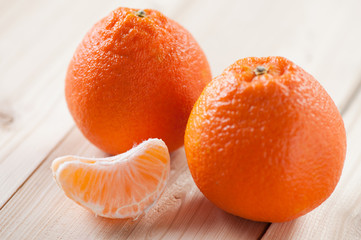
xmin=2 ymin=0 xmax=361 ymax=208
xmin=1 ymin=0 xmax=361 ymax=239
xmin=0 ymin=0 xmax=191 ymax=208
xmin=186 ymin=0 xmax=361 ymax=107
xmin=0 ymin=128 xmax=268 ymax=239
xmin=263 ymin=84 xmax=361 ymax=239
xmin=260 ymin=1 xmax=361 ymax=238
xmin=0 ymin=0 xmax=268 ymax=238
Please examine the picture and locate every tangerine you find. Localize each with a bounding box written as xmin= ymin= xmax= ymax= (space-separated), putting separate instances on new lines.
xmin=65 ymin=7 xmax=211 ymax=154
xmin=184 ymin=56 xmax=346 ymax=222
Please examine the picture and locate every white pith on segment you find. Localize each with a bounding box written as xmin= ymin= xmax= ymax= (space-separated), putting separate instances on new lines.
xmin=51 ymin=138 xmax=170 ymax=219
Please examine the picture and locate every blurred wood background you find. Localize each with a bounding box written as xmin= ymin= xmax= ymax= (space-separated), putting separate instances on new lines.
xmin=1 ymin=0 xmax=361 ymax=239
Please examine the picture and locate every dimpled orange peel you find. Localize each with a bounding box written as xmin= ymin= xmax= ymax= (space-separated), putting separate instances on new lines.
xmin=65 ymin=7 xmax=211 ymax=155
xmin=185 ymin=56 xmax=346 ymax=222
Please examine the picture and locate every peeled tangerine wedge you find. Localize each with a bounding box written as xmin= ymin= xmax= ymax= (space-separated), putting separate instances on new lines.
xmin=51 ymin=138 xmax=170 ymax=219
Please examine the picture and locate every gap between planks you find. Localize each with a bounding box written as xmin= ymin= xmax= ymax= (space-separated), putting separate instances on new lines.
xmin=261 ymin=79 xmax=361 ymax=239
xmin=2 ymin=0 xmax=361 ymax=212
xmin=0 ymin=128 xmax=268 ymax=239
xmin=3 ymin=79 xmax=361 ymax=239
xmin=339 ymin=75 xmax=361 ymax=116
xmin=0 ymin=126 xmax=75 ymax=212
xmin=2 ymin=0 xmax=360 ymax=238
xmin=0 ymin=0 xmax=202 ymax=212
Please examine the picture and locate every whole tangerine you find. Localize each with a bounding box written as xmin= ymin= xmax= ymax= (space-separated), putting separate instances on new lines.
xmin=65 ymin=7 xmax=211 ymax=154
xmin=184 ymin=56 xmax=346 ymax=222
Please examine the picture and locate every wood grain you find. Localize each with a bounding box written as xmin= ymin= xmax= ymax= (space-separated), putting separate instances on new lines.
xmin=188 ymin=0 xmax=361 ymax=108
xmin=1 ymin=0 xmax=361 ymax=239
xmin=0 ymin=128 xmax=267 ymax=239
xmin=0 ymin=0 xmax=122 ymax=208
xmin=263 ymin=87 xmax=361 ymax=240
xmin=0 ymin=0 xmax=198 ymax=209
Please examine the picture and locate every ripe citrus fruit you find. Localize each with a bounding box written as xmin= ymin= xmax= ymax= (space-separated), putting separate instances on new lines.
xmin=51 ymin=138 xmax=170 ymax=219
xmin=184 ymin=56 xmax=346 ymax=222
xmin=65 ymin=7 xmax=211 ymax=155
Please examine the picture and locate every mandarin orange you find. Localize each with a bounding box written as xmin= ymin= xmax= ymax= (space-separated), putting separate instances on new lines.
xmin=65 ymin=7 xmax=211 ymax=154
xmin=184 ymin=56 xmax=346 ymax=222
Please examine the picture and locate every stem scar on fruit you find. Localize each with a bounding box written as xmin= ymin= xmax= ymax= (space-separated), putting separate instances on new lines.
xmin=254 ymin=66 xmax=268 ymax=76
xmin=135 ymin=10 xmax=146 ymax=18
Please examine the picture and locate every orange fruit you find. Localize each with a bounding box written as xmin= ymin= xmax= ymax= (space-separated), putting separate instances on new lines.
xmin=65 ymin=7 xmax=211 ymax=155
xmin=184 ymin=56 xmax=346 ymax=222
xmin=51 ymin=138 xmax=170 ymax=219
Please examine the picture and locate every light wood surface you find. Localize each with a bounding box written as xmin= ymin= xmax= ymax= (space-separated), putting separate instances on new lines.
xmin=1 ymin=0 xmax=361 ymax=239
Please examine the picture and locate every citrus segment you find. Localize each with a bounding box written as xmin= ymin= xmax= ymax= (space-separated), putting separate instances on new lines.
xmin=51 ymin=138 xmax=170 ymax=219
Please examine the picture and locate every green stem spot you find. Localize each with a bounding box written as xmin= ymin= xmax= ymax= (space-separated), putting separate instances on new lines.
xmin=135 ymin=10 xmax=146 ymax=18
xmin=254 ymin=66 xmax=268 ymax=76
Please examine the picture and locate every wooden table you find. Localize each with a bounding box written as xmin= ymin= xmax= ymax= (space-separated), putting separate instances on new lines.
xmin=1 ymin=0 xmax=361 ymax=239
